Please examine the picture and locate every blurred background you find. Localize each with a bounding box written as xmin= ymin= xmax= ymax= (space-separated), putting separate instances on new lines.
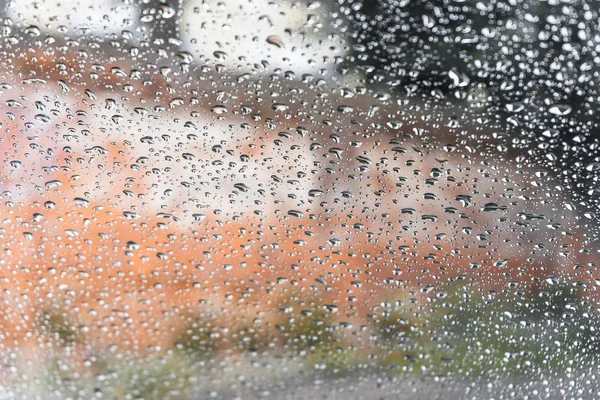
xmin=0 ymin=0 xmax=600 ymax=398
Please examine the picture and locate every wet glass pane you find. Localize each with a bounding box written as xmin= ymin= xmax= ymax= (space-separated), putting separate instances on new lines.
xmin=1 ymin=0 xmax=600 ymax=398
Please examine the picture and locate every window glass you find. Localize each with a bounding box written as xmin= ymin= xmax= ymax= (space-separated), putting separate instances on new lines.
xmin=1 ymin=0 xmax=599 ymax=398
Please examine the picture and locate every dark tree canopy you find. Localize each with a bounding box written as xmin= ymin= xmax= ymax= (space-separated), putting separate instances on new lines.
xmin=342 ymin=0 xmax=600 ymax=196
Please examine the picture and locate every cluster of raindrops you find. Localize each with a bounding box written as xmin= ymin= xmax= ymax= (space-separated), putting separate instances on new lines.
xmin=0 ymin=0 xmax=599 ymax=399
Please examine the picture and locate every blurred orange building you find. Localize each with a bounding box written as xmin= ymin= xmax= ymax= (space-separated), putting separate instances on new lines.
xmin=0 ymin=50 xmax=595 ymax=361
